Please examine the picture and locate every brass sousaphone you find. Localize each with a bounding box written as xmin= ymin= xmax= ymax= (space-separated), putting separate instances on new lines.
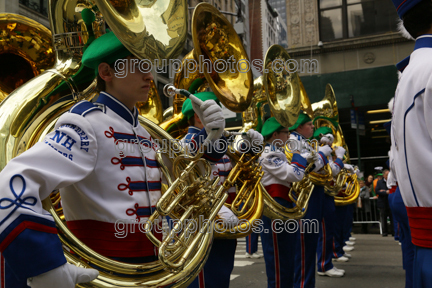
xmin=312 ymin=84 xmax=360 ymax=205
xmin=238 ymin=44 xmax=315 ymax=220
xmin=0 ymin=13 xmax=55 ymax=101
xmin=0 ymin=0 xmax=216 ymax=286
xmin=156 ymin=3 xmax=263 ymax=239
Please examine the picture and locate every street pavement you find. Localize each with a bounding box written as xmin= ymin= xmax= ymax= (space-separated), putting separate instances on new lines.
xmin=230 ymin=233 xmax=405 ymax=288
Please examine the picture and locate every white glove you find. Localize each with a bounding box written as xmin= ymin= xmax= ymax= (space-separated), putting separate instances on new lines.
xmin=319 ymin=145 xmax=332 ymax=157
xmin=344 ymin=164 xmax=355 ymax=173
xmin=305 ymin=152 xmax=319 ymax=163
xmin=242 ymin=129 xmax=264 ymax=146
xmin=334 ymin=146 xmax=346 ymax=159
xmin=191 ymin=96 xmax=225 ymax=141
xmin=27 ymin=263 xmax=99 ymax=288
xmin=354 ymin=168 xmax=360 ymax=176
xmin=218 ymin=205 xmax=239 ymax=226
xmin=320 ymin=134 xmax=334 ymax=145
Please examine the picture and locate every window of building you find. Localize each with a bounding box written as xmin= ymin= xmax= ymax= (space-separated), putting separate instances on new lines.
xmin=19 ymin=0 xmax=48 ymax=16
xmin=318 ymin=0 xmax=398 ymax=42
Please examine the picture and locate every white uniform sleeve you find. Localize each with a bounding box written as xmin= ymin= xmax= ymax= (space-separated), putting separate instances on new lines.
xmin=260 ymin=152 xmax=307 ymax=183
xmin=0 ymin=112 xmax=98 ymax=281
xmin=329 ymin=158 xmax=344 ymax=177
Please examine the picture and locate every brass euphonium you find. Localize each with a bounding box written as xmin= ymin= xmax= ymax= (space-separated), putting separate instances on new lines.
xmin=0 ymin=0 xmax=217 ymax=287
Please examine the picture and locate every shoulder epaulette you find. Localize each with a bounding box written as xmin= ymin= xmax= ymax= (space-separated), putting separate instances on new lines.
xmin=69 ymin=101 xmax=102 ymax=117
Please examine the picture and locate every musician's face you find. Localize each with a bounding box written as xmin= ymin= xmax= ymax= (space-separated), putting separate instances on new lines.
xmin=100 ymin=56 xmax=154 ymax=111
xmin=277 ymin=129 xmax=290 ymax=143
xmin=272 ymin=129 xmax=290 ymax=146
xmin=297 ymin=121 xmax=314 ymax=139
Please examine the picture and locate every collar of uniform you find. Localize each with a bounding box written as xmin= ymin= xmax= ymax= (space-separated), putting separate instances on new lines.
xmin=95 ymin=92 xmax=139 ymax=127
xmin=396 ymin=35 xmax=432 ymax=73
xmin=291 ymin=131 xmax=306 ymax=140
xmin=187 ymin=126 xmax=201 ymax=134
xmin=414 ymin=35 xmax=432 ymax=51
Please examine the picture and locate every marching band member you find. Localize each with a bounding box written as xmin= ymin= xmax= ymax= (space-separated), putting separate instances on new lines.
xmin=0 ymin=31 xmax=228 ymax=288
xmin=312 ymin=127 xmax=347 ymax=277
xmin=181 ymin=91 xmax=264 ymax=288
xmin=259 ymin=117 xmax=309 ymax=288
xmin=391 ymin=0 xmax=432 ymax=284
xmin=289 ymin=113 xmax=333 ymax=288
xmin=387 ymin=68 xmax=415 ymax=288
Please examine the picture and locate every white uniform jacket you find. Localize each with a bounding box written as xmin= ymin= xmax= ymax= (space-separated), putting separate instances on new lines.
xmin=181 ymin=126 xmax=236 ymax=203
xmin=259 ymin=143 xmax=308 ymax=202
xmin=392 ymin=35 xmax=432 ymax=248
xmin=0 ymin=92 xmax=225 ymax=281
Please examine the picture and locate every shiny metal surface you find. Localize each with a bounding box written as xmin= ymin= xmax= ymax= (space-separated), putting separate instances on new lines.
xmin=191 ymin=3 xmax=253 ymax=112
xmin=311 ymin=83 xmax=338 ymax=123
xmin=0 ymin=13 xmax=55 ymax=101
xmin=94 ymin=0 xmax=187 ymax=61
xmin=263 ymin=44 xmax=301 ymax=128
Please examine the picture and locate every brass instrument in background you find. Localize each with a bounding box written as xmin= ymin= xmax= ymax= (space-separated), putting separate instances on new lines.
xmin=0 ymin=14 xmax=55 ymax=101
xmin=0 ymin=0 xmax=218 ymax=286
xmin=278 ymin=75 xmax=335 ymax=186
xmin=238 ymin=44 xmax=315 ymax=220
xmin=156 ymin=3 xmax=263 ymax=240
xmin=160 ymin=2 xmax=253 ymax=138
xmin=312 ymin=84 xmax=360 ymax=205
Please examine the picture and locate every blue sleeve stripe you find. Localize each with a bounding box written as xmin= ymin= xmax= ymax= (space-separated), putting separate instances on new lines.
xmin=291 ymin=153 xmax=308 ymax=169
xmin=334 ymin=158 xmax=344 ymax=169
xmin=0 ymin=215 xmax=65 ymax=280
xmin=318 ymin=152 xmax=329 ymax=165
xmin=4 ymin=229 xmax=66 ymax=280
xmin=0 ymin=215 xmax=56 ymax=244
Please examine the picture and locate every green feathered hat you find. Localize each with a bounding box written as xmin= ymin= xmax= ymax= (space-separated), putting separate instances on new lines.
xmin=289 ymin=113 xmax=312 ymax=131
xmin=261 ymin=117 xmax=284 ymax=138
xmin=313 ymin=126 xmax=333 ymax=140
xmin=181 ymin=91 xmax=221 ymax=120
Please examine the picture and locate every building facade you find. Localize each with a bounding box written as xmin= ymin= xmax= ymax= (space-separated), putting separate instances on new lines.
xmin=268 ymin=0 xmax=288 ymax=48
xmin=249 ymin=0 xmax=279 ymax=62
xmin=285 ymin=0 xmax=414 ymax=171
